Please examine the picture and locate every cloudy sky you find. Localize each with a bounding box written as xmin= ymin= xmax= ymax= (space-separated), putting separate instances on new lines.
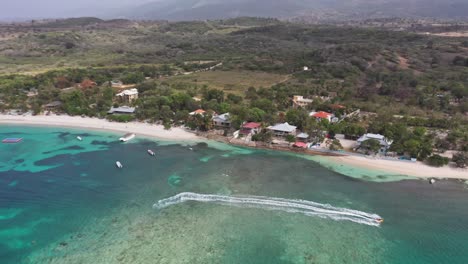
xmin=0 ymin=0 xmax=155 ymax=19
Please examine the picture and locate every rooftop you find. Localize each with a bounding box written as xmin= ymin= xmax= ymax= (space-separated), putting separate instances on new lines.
xmin=116 ymin=88 xmax=138 ymax=96
xmin=312 ymin=111 xmax=333 ymax=118
xmin=293 ymin=142 xmax=308 ymax=148
xmin=213 ymin=113 xmax=230 ymax=122
xmin=190 ymin=109 xmax=206 ymax=115
xmin=44 ymin=101 xmax=63 ymax=107
xmin=360 ymin=133 xmax=385 ymax=140
xmin=242 ymin=122 xmax=261 ymax=129
xmin=108 ymin=106 xmax=136 ymax=114
xmin=357 ymin=133 xmax=393 ymax=146
xmin=293 ymin=95 xmax=313 ymax=103
xmin=268 ymin=122 xmax=297 ymax=133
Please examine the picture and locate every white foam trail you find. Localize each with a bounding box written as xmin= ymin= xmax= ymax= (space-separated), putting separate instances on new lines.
xmin=153 ymin=192 xmax=382 ymax=227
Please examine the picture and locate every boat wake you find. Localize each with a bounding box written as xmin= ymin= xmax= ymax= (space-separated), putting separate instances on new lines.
xmin=153 ymin=192 xmax=382 ymax=227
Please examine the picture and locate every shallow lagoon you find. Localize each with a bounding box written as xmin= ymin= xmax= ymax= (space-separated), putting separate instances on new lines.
xmin=1 ymin=126 xmax=468 ymax=264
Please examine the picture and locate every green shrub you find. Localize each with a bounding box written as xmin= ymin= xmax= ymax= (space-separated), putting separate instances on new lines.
xmin=427 ymin=155 xmax=449 ymax=167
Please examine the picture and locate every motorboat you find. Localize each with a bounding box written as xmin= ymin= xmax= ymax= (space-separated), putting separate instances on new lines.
xmin=116 ymin=161 xmax=123 ymax=168
xmin=377 ymin=218 xmax=384 ymax=224
xmin=77 ymin=136 xmax=82 ymax=141
xmin=119 ymin=133 xmax=135 ymax=142
xmin=148 ymin=149 xmax=155 ymax=156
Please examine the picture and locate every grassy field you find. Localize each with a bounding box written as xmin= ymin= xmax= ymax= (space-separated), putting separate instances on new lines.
xmin=160 ymin=70 xmax=290 ymax=94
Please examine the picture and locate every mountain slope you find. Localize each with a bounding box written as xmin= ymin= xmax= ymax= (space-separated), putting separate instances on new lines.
xmin=122 ymin=0 xmax=318 ymax=20
xmin=118 ymin=0 xmax=468 ymax=21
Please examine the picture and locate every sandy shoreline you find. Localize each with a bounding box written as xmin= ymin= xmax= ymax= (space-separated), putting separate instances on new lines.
xmin=0 ymin=114 xmax=202 ymax=141
xmin=1 ymin=114 xmax=467 ymax=180
xmin=328 ymin=155 xmax=468 ymax=180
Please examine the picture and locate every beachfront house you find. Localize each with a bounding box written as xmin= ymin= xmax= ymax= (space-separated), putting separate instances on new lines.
xmin=310 ymin=111 xmax=334 ymax=122
xmin=292 ymin=96 xmax=313 ymax=109
xmin=240 ymin=122 xmax=261 ymax=135
xmin=357 ymin=133 xmax=393 ymax=154
xmin=296 ymin=132 xmax=309 ymax=142
xmin=116 ymin=88 xmax=139 ymax=103
xmin=267 ymin=122 xmax=297 ymax=137
xmin=108 ymin=106 xmax=135 ymax=115
xmin=212 ymin=113 xmax=231 ymax=128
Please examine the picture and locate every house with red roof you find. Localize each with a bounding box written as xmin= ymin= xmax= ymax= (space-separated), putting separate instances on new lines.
xmin=293 ymin=142 xmax=308 ymax=148
xmin=310 ymin=111 xmax=334 ymax=122
xmin=240 ymin=122 xmax=261 ymax=135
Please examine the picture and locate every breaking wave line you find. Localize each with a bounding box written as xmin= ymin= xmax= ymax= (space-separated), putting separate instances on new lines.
xmin=153 ymin=192 xmax=382 ymax=227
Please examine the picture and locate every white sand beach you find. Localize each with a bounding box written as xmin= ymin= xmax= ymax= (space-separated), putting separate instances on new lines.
xmin=0 ymin=114 xmax=201 ymax=141
xmin=1 ymin=113 xmax=467 ymax=180
xmin=329 ymin=155 xmax=468 ymax=180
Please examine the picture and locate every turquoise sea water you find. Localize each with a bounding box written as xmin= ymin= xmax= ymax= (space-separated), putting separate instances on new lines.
xmin=1 ymin=125 xmax=468 ymax=263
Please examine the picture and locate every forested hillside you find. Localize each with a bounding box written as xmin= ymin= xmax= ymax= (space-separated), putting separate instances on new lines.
xmin=1 ymin=18 xmax=466 ymax=114
xmin=0 ymin=18 xmax=466 ymax=165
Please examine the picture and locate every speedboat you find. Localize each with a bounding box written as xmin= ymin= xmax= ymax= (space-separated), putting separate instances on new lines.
xmin=377 ymin=218 xmax=384 ymax=224
xmin=77 ymin=136 xmax=82 ymax=141
xmin=147 ymin=149 xmax=155 ymax=156
xmin=116 ymin=161 xmax=123 ymax=168
xmin=119 ymin=133 xmax=135 ymax=142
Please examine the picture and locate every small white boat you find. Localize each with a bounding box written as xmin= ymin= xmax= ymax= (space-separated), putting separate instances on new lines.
xmin=147 ymin=149 xmax=155 ymax=156
xmin=119 ymin=133 xmax=135 ymax=142
xmin=116 ymin=161 xmax=123 ymax=168
xmin=430 ymin=179 xmax=436 ymax=184
xmin=77 ymin=136 xmax=82 ymax=141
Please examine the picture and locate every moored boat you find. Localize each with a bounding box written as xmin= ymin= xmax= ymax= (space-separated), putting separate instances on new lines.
xmin=2 ymin=138 xmax=23 ymax=143
xmin=147 ymin=149 xmax=155 ymax=156
xmin=77 ymin=136 xmax=82 ymax=141
xmin=119 ymin=133 xmax=135 ymax=142
xmin=116 ymin=161 xmax=123 ymax=168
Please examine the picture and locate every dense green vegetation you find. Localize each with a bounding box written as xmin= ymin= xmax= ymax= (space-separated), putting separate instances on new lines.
xmin=0 ymin=18 xmax=466 ymax=166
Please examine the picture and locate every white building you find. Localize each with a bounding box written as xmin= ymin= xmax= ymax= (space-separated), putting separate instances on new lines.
xmin=267 ymin=122 xmax=297 ymax=137
xmin=357 ymin=133 xmax=393 ymax=153
xmin=292 ymin=95 xmax=313 ymax=108
xmin=212 ymin=113 xmax=231 ymax=128
xmin=116 ymin=89 xmax=139 ymax=103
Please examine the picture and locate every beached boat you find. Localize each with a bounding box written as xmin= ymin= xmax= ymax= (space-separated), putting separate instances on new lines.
xmin=77 ymin=136 xmax=82 ymax=141
xmin=2 ymin=138 xmax=23 ymax=143
xmin=119 ymin=133 xmax=135 ymax=142
xmin=147 ymin=149 xmax=155 ymax=156
xmin=116 ymin=161 xmax=123 ymax=168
